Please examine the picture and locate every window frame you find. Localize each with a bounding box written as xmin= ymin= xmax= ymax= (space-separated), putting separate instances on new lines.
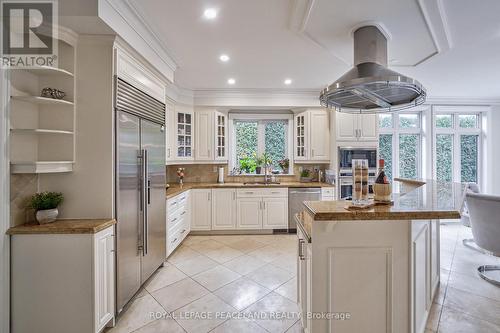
xmin=432 ymin=111 xmax=483 ymax=184
xmin=378 ymin=111 xmax=423 ymax=180
xmin=228 ymin=113 xmax=294 ymax=175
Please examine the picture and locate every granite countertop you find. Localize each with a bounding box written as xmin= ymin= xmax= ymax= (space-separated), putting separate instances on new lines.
xmin=166 ymin=182 xmax=334 ymax=199
xmin=6 ymin=219 xmax=116 ymax=235
xmin=303 ymin=178 xmax=465 ymax=221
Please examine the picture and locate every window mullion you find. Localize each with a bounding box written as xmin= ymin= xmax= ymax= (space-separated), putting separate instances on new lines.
xmin=257 ymin=121 xmax=265 ymax=156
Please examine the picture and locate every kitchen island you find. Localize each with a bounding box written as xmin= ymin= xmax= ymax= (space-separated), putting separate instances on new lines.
xmin=296 ymin=178 xmax=464 ymax=333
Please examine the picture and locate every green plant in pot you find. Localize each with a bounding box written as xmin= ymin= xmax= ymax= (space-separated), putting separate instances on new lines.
xmin=254 ymin=153 xmax=264 ymax=174
xmin=278 ymin=158 xmax=290 ymax=174
xmin=239 ymin=155 xmax=257 ymax=174
xmin=29 ymin=192 xmax=64 ymax=224
xmin=300 ymin=169 xmax=312 ymax=182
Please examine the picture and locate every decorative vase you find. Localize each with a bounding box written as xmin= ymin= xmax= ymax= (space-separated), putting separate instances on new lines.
xmin=36 ymin=208 xmax=58 ymax=224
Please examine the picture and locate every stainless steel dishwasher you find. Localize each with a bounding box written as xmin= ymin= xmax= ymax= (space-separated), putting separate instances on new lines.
xmin=288 ymin=188 xmax=321 ymax=232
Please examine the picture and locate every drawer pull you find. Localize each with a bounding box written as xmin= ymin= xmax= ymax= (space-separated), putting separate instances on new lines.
xmin=180 ymin=211 xmax=186 ymax=216
xmin=245 ymin=191 xmax=254 ymax=194
xmin=180 ymin=229 xmax=186 ymax=234
xmin=171 ymin=217 xmax=178 ymax=223
xmin=298 ymin=239 xmax=305 ymax=260
xmin=271 ymin=192 xmax=281 ymax=194
xmin=171 ymin=238 xmax=178 ymax=244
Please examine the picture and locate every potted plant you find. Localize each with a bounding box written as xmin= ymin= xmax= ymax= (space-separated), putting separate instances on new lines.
xmin=239 ymin=155 xmax=257 ymax=174
xmin=262 ymin=152 xmax=273 ymax=174
xmin=29 ymin=192 xmax=64 ymax=224
xmin=254 ymin=153 xmax=264 ymax=174
xmin=278 ymin=158 xmax=290 ymax=174
xmin=300 ymin=169 xmax=312 ymax=182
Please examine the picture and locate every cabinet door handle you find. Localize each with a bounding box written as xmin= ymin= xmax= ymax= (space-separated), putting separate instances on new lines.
xmin=208 ymin=192 xmax=211 ymax=201
xmin=298 ymin=239 xmax=305 ymax=260
xmin=167 ymin=148 xmax=171 ymax=158
xmin=233 ymin=192 xmax=236 ymax=200
xmin=262 ymin=202 xmax=265 ymax=210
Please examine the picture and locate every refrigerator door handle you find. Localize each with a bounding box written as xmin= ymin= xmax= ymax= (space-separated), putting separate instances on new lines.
xmin=142 ymin=149 xmax=149 ymax=256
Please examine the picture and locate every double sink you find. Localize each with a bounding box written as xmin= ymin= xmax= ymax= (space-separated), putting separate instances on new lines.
xmin=243 ymin=182 xmax=281 ymax=186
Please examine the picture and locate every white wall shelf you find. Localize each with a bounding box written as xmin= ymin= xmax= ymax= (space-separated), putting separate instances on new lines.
xmin=13 ymin=66 xmax=74 ymax=78
xmin=9 ymin=36 xmax=77 ymax=174
xmin=11 ymin=96 xmax=74 ymax=106
xmin=10 ymin=161 xmax=73 ymax=174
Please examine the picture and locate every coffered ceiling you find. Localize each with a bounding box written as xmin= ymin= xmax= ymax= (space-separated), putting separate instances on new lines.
xmin=127 ymin=0 xmax=500 ymax=99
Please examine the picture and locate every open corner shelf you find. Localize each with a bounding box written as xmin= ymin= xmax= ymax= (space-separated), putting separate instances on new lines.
xmin=10 ymin=128 xmax=74 ymax=135
xmin=13 ymin=66 xmax=74 ymax=77
xmin=11 ymin=95 xmax=74 ymax=106
xmin=11 ymin=161 xmax=74 ymax=174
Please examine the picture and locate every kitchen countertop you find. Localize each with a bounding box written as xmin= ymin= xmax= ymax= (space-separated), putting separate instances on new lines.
xmin=6 ymin=219 xmax=116 ymax=235
xmin=166 ymin=181 xmax=334 ymax=199
xmin=303 ymin=178 xmax=464 ymax=221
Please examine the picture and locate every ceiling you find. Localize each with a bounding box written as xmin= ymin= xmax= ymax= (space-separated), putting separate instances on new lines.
xmin=128 ymin=0 xmax=500 ymax=99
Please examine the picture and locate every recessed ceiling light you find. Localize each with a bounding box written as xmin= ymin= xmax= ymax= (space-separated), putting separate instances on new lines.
xmin=203 ymin=8 xmax=217 ymax=20
xmin=284 ymin=79 xmax=292 ymax=85
xmin=219 ymin=54 xmax=230 ymax=62
xmin=227 ymin=78 xmax=235 ymax=85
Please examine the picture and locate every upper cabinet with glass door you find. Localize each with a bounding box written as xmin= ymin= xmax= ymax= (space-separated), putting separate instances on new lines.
xmin=215 ymin=112 xmax=227 ymax=160
xmin=165 ymin=104 xmax=194 ymax=163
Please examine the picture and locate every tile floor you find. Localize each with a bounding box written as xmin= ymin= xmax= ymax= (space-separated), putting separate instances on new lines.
xmin=108 ymin=224 xmax=500 ymax=333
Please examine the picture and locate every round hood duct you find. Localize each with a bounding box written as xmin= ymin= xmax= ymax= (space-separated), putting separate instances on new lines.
xmin=320 ymin=25 xmax=426 ymax=113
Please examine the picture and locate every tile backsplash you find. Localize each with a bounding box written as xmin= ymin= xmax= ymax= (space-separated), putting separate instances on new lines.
xmin=166 ymin=164 xmax=330 ymax=184
xmin=10 ymin=174 xmax=38 ymax=226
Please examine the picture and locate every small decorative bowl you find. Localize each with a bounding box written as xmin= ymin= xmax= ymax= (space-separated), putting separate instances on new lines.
xmin=373 ymin=183 xmax=392 ymax=202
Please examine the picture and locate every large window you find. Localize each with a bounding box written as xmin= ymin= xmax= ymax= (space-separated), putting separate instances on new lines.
xmin=231 ymin=114 xmax=292 ymax=174
xmin=378 ymin=113 xmax=422 ymax=180
xmin=434 ymin=113 xmax=481 ymax=183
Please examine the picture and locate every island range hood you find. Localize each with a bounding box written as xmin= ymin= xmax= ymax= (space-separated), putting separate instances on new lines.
xmin=320 ymin=25 xmax=426 ymax=113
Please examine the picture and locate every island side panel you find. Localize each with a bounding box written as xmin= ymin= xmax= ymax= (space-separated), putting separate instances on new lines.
xmin=310 ymin=220 xmax=411 ymax=333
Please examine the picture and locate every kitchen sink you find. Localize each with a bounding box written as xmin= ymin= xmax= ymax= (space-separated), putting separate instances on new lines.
xmin=243 ymin=182 xmax=281 ymax=186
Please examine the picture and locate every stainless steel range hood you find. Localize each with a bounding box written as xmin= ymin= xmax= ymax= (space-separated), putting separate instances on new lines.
xmin=320 ymin=26 xmax=426 ymax=113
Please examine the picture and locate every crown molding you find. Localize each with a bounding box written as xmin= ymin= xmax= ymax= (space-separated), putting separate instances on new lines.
xmin=98 ymin=0 xmax=178 ymax=82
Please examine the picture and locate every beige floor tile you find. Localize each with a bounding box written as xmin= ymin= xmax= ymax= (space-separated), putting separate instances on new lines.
xmin=271 ymin=253 xmax=297 ymax=273
xmin=192 ymin=265 xmax=241 ymax=291
xmin=145 ymin=265 xmax=187 ymax=293
xmin=183 ymin=235 xmax=213 ymax=246
xmin=226 ymin=238 xmax=267 ymax=253
xmin=211 ymin=318 xmax=267 ymax=333
xmin=174 ymin=293 xmax=235 ymax=333
xmin=247 ymin=245 xmax=287 ymax=263
xmin=444 ymin=287 xmax=500 ymax=326
xmin=275 ymin=278 xmax=297 ymax=303
xmin=251 ymin=235 xmax=278 ymax=244
xmin=204 ymin=246 xmax=244 ymax=263
xmin=246 ymin=264 xmax=295 ymax=290
xmin=214 ymin=277 xmax=271 ymax=310
xmin=426 ymin=303 xmax=442 ymax=332
xmin=188 ymin=239 xmax=226 ymax=252
xmin=168 ymin=245 xmax=202 ymax=265
xmin=438 ymin=306 xmax=500 ymax=333
xmin=132 ymin=318 xmax=185 ymax=333
xmin=151 ymin=278 xmax=209 ymax=312
xmin=223 ymin=254 xmax=267 ymax=275
xmin=110 ymin=294 xmax=165 ymax=333
xmin=448 ymin=270 xmax=500 ymax=302
xmin=243 ymin=292 xmax=299 ymax=333
xmin=174 ymin=254 xmax=219 ymax=276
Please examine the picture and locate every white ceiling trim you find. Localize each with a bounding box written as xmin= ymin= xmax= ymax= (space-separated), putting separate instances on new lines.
xmin=99 ymin=0 xmax=178 ymax=80
xmin=290 ymin=0 xmax=453 ymax=67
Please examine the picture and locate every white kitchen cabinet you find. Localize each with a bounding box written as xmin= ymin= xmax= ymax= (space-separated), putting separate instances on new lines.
xmin=167 ymin=105 xmax=194 ymax=161
xmin=166 ymin=191 xmax=191 ymax=257
xmin=336 ymin=112 xmax=378 ymax=142
xmin=297 ymin=225 xmax=312 ymax=333
xmin=321 ymin=187 xmax=336 ymax=201
xmin=94 ymin=226 xmax=115 ymax=331
xmin=412 ymin=221 xmax=431 ymax=333
xmin=294 ymin=109 xmax=330 ymax=162
xmin=195 ymin=110 xmax=214 ymax=160
xmin=191 ymin=189 xmax=212 ymax=230
xmin=236 ymin=197 xmax=263 ymax=229
xmin=212 ymin=189 xmax=237 ymax=230
xmin=214 ymin=112 xmax=227 ymax=161
xmin=309 ymin=110 xmax=330 ymax=160
xmin=262 ymin=197 xmax=288 ymax=229
xmin=10 ymin=223 xmax=115 ymax=333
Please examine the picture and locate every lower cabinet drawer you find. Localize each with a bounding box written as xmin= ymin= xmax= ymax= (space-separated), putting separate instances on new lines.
xmin=237 ymin=188 xmax=288 ymax=198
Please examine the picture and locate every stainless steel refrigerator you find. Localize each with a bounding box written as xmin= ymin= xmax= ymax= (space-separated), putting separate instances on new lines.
xmin=115 ymin=78 xmax=166 ymax=312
